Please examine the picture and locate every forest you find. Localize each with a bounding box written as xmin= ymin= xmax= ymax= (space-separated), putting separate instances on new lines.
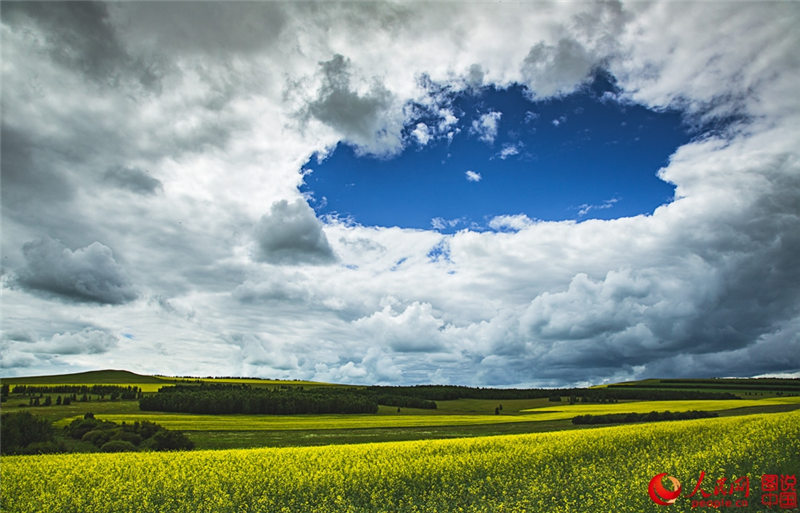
xmin=139 ymin=384 xmax=380 ymax=414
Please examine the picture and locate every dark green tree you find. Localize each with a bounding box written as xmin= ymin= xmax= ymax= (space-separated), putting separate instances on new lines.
xmin=0 ymin=412 xmax=54 ymax=454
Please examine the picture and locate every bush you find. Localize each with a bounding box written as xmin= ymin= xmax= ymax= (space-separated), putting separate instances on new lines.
xmin=100 ymin=440 xmax=137 ymax=453
xmin=0 ymin=412 xmax=54 ymax=455
xmin=81 ymin=429 xmax=113 ymax=447
xmin=142 ymin=429 xmax=194 ymax=451
xmin=111 ymin=430 xmax=143 ymax=446
xmin=20 ymin=440 xmax=64 ymax=455
xmin=66 ymin=416 xmax=116 ymax=440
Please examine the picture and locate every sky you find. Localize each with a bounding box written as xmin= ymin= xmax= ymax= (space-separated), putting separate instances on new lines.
xmin=1 ymin=1 xmax=799 ymax=386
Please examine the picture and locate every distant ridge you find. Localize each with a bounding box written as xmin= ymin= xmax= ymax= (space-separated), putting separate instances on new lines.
xmin=0 ymin=369 xmax=172 ymax=385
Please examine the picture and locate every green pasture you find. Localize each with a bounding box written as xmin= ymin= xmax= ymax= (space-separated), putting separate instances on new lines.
xmin=53 ymin=412 xmax=542 ymax=431
xmin=49 ymin=396 xmax=800 ymax=433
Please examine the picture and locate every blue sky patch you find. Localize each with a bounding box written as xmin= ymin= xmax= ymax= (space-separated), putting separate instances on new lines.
xmin=301 ymin=74 xmax=690 ymax=232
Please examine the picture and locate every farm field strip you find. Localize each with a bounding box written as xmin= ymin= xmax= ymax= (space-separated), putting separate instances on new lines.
xmin=53 ymin=413 xmax=543 ymax=431
xmin=521 ymin=396 xmax=800 ymax=420
xmin=48 ymin=397 xmax=800 ymax=432
xmin=4 ymin=411 xmax=798 ymax=513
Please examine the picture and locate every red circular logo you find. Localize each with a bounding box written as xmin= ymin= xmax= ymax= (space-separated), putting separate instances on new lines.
xmin=649 ymin=473 xmax=682 ymax=506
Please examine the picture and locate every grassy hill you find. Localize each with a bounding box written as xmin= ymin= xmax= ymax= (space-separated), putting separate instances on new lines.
xmin=0 ymin=369 xmax=171 ymax=385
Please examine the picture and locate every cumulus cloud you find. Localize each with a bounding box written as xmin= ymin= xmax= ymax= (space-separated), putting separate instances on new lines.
xmin=227 ymin=333 xmax=299 ymax=372
xmin=352 ymin=302 xmax=448 ymax=353
xmin=1 ymin=1 xmax=798 ymax=385
xmin=34 ymin=328 xmax=119 ymax=355
xmin=411 ymin=123 xmax=431 ymax=145
xmin=304 ymin=54 xmax=402 ymax=156
xmin=521 ymin=38 xmax=595 ymax=98
xmin=471 ymin=111 xmax=502 ymax=143
xmin=17 ymin=238 xmax=137 ymax=305
xmin=497 ymin=143 xmax=522 ymax=160
xmin=254 ymin=199 xmax=336 ymax=265
xmin=431 ymin=217 xmax=462 ymax=231
xmin=488 ymin=214 xmax=534 ymax=232
xmin=465 ymin=170 xmax=482 ymax=182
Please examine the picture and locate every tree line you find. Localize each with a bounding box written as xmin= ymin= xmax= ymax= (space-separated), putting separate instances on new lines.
xmin=139 ymin=384 xmax=380 ymax=414
xmin=0 ymin=411 xmax=193 ymax=455
xmin=364 ymin=385 xmax=739 ymax=402
xmin=10 ymin=384 xmax=142 ymax=400
xmin=571 ymin=410 xmax=719 ymax=425
xmin=138 ymin=384 xmax=440 ymax=414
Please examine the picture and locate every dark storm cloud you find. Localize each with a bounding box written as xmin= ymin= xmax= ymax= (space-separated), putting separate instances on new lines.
xmin=304 ymin=54 xmax=401 ymax=155
xmin=17 ymin=237 xmax=137 ymax=305
xmin=103 ymin=166 xmax=163 ymax=195
xmin=2 ymin=1 xmax=160 ymax=88
xmin=118 ymin=1 xmax=287 ymax=57
xmin=0 ymin=125 xmax=76 ymax=212
xmin=254 ymin=200 xmax=336 ymax=265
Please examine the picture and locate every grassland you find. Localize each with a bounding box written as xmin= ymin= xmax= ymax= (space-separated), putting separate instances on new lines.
xmin=5 ymin=370 xmax=800 ymax=450
xmin=42 ymin=396 xmax=800 ymax=431
xmin=3 ymin=410 xmax=797 ymax=513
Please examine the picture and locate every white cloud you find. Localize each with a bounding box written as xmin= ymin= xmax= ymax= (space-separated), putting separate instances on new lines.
xmin=465 ymin=170 xmax=482 ymax=182
xmin=36 ymin=328 xmax=120 ymax=355
xmin=497 ymin=143 xmax=522 ymax=160
xmin=471 ymin=111 xmax=502 ymax=143
xmin=577 ymin=198 xmax=619 ymax=217
xmin=488 ymin=214 xmax=534 ymax=232
xmin=2 ymin=1 xmax=798 ymax=385
xmin=431 ymin=217 xmax=463 ymax=231
xmin=411 ymin=122 xmax=431 ymax=145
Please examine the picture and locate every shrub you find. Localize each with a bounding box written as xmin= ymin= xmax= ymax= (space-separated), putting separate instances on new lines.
xmin=142 ymin=430 xmax=195 ymax=451
xmin=0 ymin=412 xmax=54 ymax=455
xmin=100 ymin=440 xmax=137 ymax=453
xmin=20 ymin=441 xmax=63 ymax=455
xmin=82 ymin=429 xmax=113 ymax=447
xmin=111 ymin=430 xmax=143 ymax=446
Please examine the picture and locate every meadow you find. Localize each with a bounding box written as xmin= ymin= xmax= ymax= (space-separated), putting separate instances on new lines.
xmin=2 ymin=410 xmax=797 ymax=513
xmin=45 ymin=395 xmax=800 ymax=431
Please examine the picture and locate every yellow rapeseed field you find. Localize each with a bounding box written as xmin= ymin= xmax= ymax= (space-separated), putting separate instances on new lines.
xmin=2 ymin=411 xmax=798 ymax=513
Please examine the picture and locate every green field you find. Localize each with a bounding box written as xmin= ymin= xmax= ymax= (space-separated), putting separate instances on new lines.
xmin=52 ymin=412 xmax=549 ymax=431
xmin=44 ymin=396 xmax=800 ymax=433
xmin=3 ymin=370 xmax=800 ymax=511
xmin=5 ymin=370 xmax=800 ymax=451
xmin=3 ymin=411 xmax=797 ymax=513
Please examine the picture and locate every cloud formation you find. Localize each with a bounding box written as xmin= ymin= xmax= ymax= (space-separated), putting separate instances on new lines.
xmin=17 ymin=238 xmax=137 ymax=305
xmin=303 ymin=54 xmax=402 ymax=156
xmin=471 ymin=111 xmax=502 ymax=144
xmin=465 ymin=170 xmax=482 ymax=183
xmin=254 ymin=200 xmax=336 ymax=265
xmin=0 ymin=1 xmax=797 ymax=385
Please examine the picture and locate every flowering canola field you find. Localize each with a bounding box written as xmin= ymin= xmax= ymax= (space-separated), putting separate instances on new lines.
xmin=3 ymin=411 xmax=798 ymax=513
